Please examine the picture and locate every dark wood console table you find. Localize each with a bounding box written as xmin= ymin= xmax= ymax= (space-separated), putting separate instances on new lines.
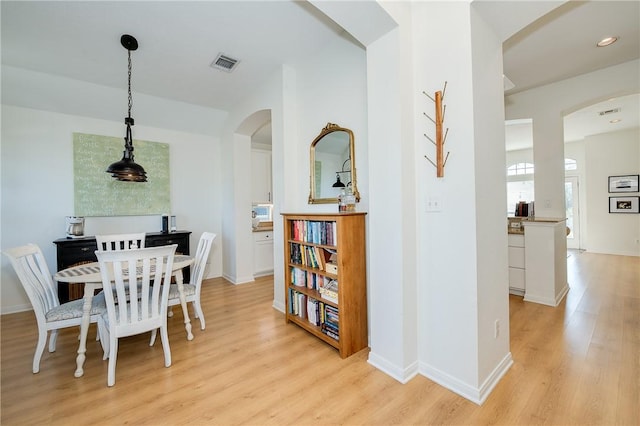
xmin=53 ymin=230 xmax=191 ymax=302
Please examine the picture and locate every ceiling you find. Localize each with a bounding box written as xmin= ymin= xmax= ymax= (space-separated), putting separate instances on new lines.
xmin=2 ymin=1 xmax=638 ymax=148
xmin=498 ymin=0 xmax=640 ymax=150
xmin=1 ymin=1 xmax=349 ymax=111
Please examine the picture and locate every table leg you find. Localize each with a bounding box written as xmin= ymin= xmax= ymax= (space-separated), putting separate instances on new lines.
xmin=174 ymin=270 xmax=193 ymax=340
xmin=74 ymin=283 xmax=96 ymax=378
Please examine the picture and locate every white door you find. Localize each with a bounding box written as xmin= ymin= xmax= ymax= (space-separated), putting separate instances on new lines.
xmin=565 ymin=176 xmax=581 ymax=249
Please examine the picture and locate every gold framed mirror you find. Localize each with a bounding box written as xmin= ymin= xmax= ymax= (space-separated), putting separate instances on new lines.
xmin=308 ymin=123 xmax=360 ymax=204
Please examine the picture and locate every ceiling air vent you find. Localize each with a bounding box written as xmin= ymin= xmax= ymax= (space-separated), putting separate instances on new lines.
xmin=598 ymin=107 xmax=621 ymax=116
xmin=210 ymin=53 xmax=239 ymax=73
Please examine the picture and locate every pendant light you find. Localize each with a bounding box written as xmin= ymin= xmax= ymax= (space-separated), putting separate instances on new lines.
xmin=331 ymin=158 xmax=350 ymax=187
xmin=106 ymin=34 xmax=147 ymax=182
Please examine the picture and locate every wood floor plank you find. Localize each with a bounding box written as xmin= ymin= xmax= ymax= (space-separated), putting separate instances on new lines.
xmin=1 ymin=251 xmax=639 ymax=425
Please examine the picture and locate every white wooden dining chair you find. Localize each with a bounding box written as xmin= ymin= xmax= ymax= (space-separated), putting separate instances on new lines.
xmin=150 ymin=232 xmax=216 ymax=346
xmin=96 ymin=232 xmax=147 ymax=342
xmin=95 ymin=232 xmax=146 ymax=252
xmin=2 ymin=244 xmax=107 ymax=373
xmin=95 ymin=244 xmax=177 ymax=387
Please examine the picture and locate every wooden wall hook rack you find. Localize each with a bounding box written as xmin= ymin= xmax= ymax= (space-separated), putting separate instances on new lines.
xmin=422 ymin=81 xmax=450 ymax=178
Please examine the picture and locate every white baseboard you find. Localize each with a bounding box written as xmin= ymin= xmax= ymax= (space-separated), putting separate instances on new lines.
xmin=272 ymin=299 xmax=285 ymax=313
xmin=0 ymin=303 xmax=32 ymax=315
xmin=524 ymin=283 xmax=569 ymax=307
xmin=367 ymin=351 xmax=419 ymax=384
xmin=509 ymin=287 xmax=525 ymax=297
xmin=420 ymin=352 xmax=513 ymax=405
xmin=222 ymin=273 xmax=255 ymax=285
xmin=477 ymin=352 xmax=514 ymax=404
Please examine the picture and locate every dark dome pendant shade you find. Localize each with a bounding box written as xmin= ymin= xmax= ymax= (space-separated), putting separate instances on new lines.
xmin=331 ymin=157 xmax=350 ymax=188
xmin=106 ymin=34 xmax=147 ymax=182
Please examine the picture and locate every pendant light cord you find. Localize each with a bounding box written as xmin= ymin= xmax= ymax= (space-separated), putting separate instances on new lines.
xmin=127 ymin=49 xmax=133 ymax=121
xmin=124 ymin=48 xmax=134 ymax=155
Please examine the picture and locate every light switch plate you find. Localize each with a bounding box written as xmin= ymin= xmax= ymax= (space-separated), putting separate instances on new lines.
xmin=426 ymin=196 xmax=442 ymax=212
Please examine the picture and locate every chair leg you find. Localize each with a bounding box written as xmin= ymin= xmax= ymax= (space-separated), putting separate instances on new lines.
xmin=48 ymin=329 xmax=59 ymax=353
xmin=167 ymin=307 xmax=174 ymax=318
xmin=97 ymin=319 xmax=109 ymax=360
xmin=33 ymin=329 xmax=48 ymax=374
xmin=107 ymin=336 xmax=118 ymax=387
xmin=193 ymin=301 xmax=205 ymax=330
xmin=149 ymin=328 xmax=158 ymax=346
xmin=160 ymin=325 xmax=172 ymax=368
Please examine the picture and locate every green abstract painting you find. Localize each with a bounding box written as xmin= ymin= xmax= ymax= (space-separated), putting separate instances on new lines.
xmin=73 ymin=133 xmax=170 ymax=216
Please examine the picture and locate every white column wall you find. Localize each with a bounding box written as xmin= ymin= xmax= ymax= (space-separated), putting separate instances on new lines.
xmin=366 ymin=22 xmax=419 ymax=379
xmin=469 ymin=6 xmax=513 ymax=389
xmin=413 ymin=1 xmax=511 ymax=403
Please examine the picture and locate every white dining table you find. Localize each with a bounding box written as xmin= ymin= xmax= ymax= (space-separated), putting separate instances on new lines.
xmin=54 ymin=254 xmax=194 ymax=378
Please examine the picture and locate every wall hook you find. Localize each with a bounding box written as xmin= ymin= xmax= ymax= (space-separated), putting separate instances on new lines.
xmin=422 ymin=81 xmax=450 ymax=177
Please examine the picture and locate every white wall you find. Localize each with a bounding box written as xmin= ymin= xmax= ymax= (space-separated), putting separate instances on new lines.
xmin=585 ymin=127 xmax=640 ymax=256
xmin=293 ymin=38 xmax=370 ymax=215
xmin=507 ymin=126 xmax=639 ymax=255
xmin=1 ymin=78 xmax=224 ymax=313
xmin=218 ymin=33 xmax=368 ymax=309
xmin=506 ymin=148 xmax=534 ymax=166
xmin=505 ymin=60 xmax=640 ymax=218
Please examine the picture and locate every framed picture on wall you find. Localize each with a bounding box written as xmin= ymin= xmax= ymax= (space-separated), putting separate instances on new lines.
xmin=608 ymin=175 xmax=639 ymax=193
xmin=609 ymin=196 xmax=639 ymax=214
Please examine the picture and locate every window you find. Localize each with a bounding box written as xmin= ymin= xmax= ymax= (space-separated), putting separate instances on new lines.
xmin=506 ymin=162 xmax=534 ymax=215
xmin=565 ymin=158 xmax=577 ymax=171
xmin=507 ymin=162 xmax=534 ymax=176
xmin=507 ymin=181 xmax=535 ymax=216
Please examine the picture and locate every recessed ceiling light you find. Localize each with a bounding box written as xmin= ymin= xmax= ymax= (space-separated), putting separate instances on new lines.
xmin=610 ymin=119 xmax=622 ymax=124
xmin=597 ymin=36 xmax=618 ymax=47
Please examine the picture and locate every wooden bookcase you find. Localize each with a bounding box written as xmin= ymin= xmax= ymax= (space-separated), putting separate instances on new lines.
xmin=282 ymin=212 xmax=367 ymax=358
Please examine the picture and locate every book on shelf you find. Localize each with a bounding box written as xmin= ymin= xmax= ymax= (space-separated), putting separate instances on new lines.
xmin=319 ymin=279 xmax=338 ymax=304
xmin=324 ymin=305 xmax=339 ymax=324
xmin=307 ymin=298 xmax=322 ymax=326
xmin=289 ymin=220 xmax=338 ymax=246
xmin=291 ymin=267 xmax=306 ymax=287
xmin=289 ymin=288 xmax=309 ymax=319
xmin=321 ymin=323 xmax=339 ymax=341
xmin=314 ymin=246 xmax=325 ymax=270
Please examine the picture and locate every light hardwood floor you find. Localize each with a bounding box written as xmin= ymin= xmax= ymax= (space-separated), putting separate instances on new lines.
xmin=1 ymin=251 xmax=638 ymax=425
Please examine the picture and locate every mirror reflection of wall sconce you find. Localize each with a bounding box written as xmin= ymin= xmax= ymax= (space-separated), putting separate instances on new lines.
xmin=309 ymin=123 xmax=359 ymax=204
xmin=423 ymin=81 xmax=450 ymax=178
xmin=332 ymin=158 xmax=351 ymax=188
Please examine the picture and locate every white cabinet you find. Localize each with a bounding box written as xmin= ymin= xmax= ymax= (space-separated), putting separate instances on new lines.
xmin=507 ymin=219 xmax=569 ymax=306
xmin=508 ymin=233 xmax=525 ymax=295
xmin=523 ymin=219 xmax=569 ymax=306
xmin=251 ymin=150 xmax=272 ymax=203
xmin=253 ymin=231 xmax=274 ymax=277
